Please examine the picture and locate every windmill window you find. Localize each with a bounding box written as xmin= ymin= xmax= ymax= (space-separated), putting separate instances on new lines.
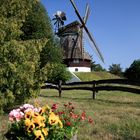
xmin=73 ymin=59 xmax=79 ymax=63
xmin=75 ymin=68 xmax=78 ymax=72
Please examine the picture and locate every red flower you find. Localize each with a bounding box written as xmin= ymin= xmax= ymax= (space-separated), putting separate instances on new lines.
xmin=81 ymin=112 xmax=86 ymax=120
xmin=69 ymin=112 xmax=78 ymax=119
xmin=68 ymin=102 xmax=72 ymax=105
xmin=88 ymin=117 xmax=93 ymax=123
xmin=71 ymin=106 xmax=74 ymax=110
xmin=64 ymin=104 xmax=68 ymax=107
xmin=64 ymin=117 xmax=68 ymax=121
xmin=65 ymin=121 xmax=71 ymax=126
xmin=51 ymin=104 xmax=58 ymax=110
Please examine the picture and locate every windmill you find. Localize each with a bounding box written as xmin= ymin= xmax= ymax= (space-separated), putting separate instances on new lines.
xmin=53 ymin=0 xmax=104 ymax=72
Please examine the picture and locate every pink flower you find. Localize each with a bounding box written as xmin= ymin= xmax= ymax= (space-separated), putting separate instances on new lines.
xmin=20 ymin=104 xmax=35 ymax=113
xmin=9 ymin=109 xmax=24 ymax=122
xmin=20 ymin=104 xmax=34 ymax=111
xmin=33 ymin=107 xmax=41 ymax=113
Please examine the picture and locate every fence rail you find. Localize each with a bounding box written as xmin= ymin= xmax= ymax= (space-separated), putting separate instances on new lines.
xmin=42 ymin=79 xmax=140 ymax=99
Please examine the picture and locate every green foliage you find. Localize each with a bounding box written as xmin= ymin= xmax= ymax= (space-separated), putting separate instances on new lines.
xmin=0 ymin=0 xmax=48 ymax=113
xmin=40 ymin=38 xmax=63 ymax=69
xmin=21 ymin=2 xmax=53 ymax=40
xmin=91 ymin=61 xmax=106 ymax=71
xmin=47 ymin=64 xmax=71 ymax=84
xmin=20 ymin=2 xmax=63 ymax=68
xmin=108 ymin=63 xmax=123 ymax=76
xmin=124 ymin=59 xmax=140 ymax=81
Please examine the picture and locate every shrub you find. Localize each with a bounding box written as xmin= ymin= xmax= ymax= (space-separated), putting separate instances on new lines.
xmin=0 ymin=0 xmax=61 ymax=113
xmin=124 ymin=59 xmax=140 ymax=81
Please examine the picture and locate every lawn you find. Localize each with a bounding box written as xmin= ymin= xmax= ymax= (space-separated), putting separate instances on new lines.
xmin=0 ymin=89 xmax=140 ymax=140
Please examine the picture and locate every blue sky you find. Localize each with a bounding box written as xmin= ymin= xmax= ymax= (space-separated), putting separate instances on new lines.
xmin=41 ymin=0 xmax=140 ymax=70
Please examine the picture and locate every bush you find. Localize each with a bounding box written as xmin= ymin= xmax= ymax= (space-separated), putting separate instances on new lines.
xmin=0 ymin=0 xmax=48 ymax=113
xmin=46 ymin=63 xmax=71 ymax=84
xmin=124 ymin=59 xmax=140 ymax=81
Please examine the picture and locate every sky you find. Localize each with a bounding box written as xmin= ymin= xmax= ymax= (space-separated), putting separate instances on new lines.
xmin=41 ymin=0 xmax=140 ymax=70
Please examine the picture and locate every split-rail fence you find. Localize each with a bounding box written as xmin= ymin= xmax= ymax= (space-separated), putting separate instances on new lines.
xmin=41 ymin=79 xmax=140 ymax=99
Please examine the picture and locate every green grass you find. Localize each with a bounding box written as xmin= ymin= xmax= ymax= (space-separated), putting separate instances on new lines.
xmin=1 ymin=89 xmax=140 ymax=140
xmin=75 ymin=72 xmax=120 ymax=81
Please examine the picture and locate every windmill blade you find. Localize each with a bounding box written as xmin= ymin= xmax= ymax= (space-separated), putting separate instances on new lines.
xmin=81 ymin=4 xmax=90 ymax=58
xmin=83 ymin=30 xmax=104 ymax=62
xmin=69 ymin=0 xmax=104 ymax=63
xmin=83 ymin=28 xmax=104 ymax=63
xmin=84 ymin=3 xmax=90 ymax=24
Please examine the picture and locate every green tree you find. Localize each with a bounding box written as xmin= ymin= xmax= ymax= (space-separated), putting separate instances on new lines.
xmin=40 ymin=38 xmax=63 ymax=69
xmin=21 ymin=2 xmax=53 ymax=40
xmin=47 ymin=64 xmax=71 ymax=84
xmin=124 ymin=59 xmax=140 ymax=81
xmin=20 ymin=2 xmax=63 ymax=68
xmin=0 ymin=0 xmax=47 ymax=113
xmin=108 ymin=64 xmax=122 ymax=76
xmin=91 ymin=61 xmax=106 ymax=71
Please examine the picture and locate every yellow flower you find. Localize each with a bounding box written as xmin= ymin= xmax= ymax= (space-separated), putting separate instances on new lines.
xmin=34 ymin=130 xmax=45 ymax=140
xmin=27 ymin=122 xmax=35 ymax=133
xmin=49 ymin=112 xmax=60 ymax=126
xmin=58 ymin=120 xmax=63 ymax=128
xmin=42 ymin=128 xmax=48 ymax=136
xmin=25 ymin=111 xmax=34 ymax=119
xmin=34 ymin=112 xmax=40 ymax=117
xmin=45 ymin=105 xmax=51 ymax=111
xmin=32 ymin=116 xmax=45 ymax=128
xmin=24 ymin=119 xmax=35 ymax=132
xmin=38 ymin=105 xmax=52 ymax=116
xmin=39 ymin=107 xmax=45 ymax=115
xmin=24 ymin=118 xmax=31 ymax=127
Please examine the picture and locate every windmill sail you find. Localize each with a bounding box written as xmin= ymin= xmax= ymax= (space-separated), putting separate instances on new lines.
xmin=69 ymin=0 xmax=104 ymax=63
xmin=84 ymin=4 xmax=90 ymax=24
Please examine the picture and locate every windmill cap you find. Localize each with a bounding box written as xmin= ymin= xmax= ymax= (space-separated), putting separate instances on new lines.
xmin=53 ymin=11 xmax=67 ymax=20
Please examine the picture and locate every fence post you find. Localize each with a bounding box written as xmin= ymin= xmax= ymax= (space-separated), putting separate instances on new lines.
xmin=92 ymin=81 xmax=96 ymax=99
xmin=58 ymin=80 xmax=62 ymax=97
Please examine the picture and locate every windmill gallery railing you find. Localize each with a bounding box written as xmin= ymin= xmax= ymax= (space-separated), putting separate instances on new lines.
xmin=41 ymin=79 xmax=140 ymax=99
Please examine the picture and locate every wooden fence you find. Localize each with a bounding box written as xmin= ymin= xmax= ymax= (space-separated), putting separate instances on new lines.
xmin=41 ymin=79 xmax=140 ymax=99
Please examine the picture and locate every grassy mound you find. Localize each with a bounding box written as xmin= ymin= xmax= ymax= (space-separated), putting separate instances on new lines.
xmin=75 ymin=71 xmax=120 ymax=81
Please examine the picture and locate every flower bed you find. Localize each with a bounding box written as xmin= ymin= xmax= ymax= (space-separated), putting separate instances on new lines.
xmin=5 ymin=103 xmax=93 ymax=140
